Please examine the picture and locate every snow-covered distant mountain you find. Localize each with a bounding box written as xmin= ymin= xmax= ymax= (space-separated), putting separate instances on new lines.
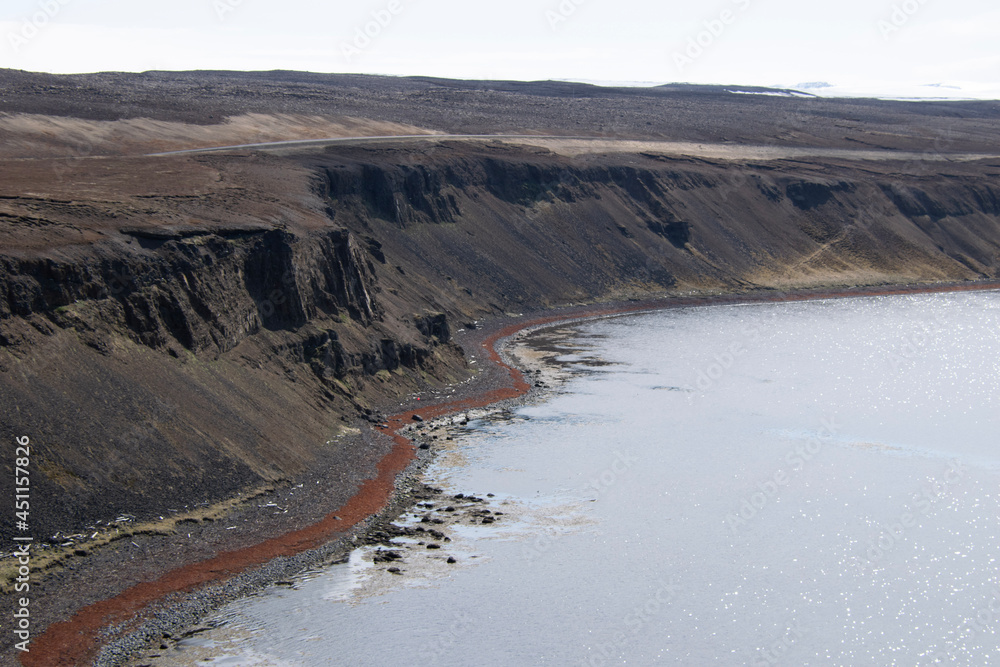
xmin=559 ymin=78 xmax=1000 ymax=101
xmin=786 ymin=81 xmax=1000 ymax=101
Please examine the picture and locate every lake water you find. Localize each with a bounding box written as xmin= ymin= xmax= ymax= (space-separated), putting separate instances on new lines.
xmin=151 ymin=291 xmax=1000 ymax=666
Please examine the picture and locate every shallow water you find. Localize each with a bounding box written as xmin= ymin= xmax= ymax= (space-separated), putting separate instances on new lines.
xmin=152 ymin=291 xmax=1000 ymax=666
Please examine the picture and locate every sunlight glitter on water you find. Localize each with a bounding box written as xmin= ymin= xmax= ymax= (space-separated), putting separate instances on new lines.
xmin=152 ymin=290 xmax=1000 ymax=666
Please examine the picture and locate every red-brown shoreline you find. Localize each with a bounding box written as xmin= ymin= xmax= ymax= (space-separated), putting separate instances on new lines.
xmin=21 ymin=279 xmax=1000 ymax=666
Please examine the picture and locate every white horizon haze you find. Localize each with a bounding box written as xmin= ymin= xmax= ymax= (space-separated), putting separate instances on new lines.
xmin=1 ymin=0 xmax=998 ymax=100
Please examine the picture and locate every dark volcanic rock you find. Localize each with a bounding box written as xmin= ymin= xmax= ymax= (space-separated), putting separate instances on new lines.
xmin=0 ymin=228 xmax=378 ymax=351
xmin=785 ymin=180 xmax=855 ymax=211
xmin=415 ymin=313 xmax=451 ymax=343
xmin=2 ymin=78 xmax=1000 ymax=550
xmin=4 ymin=140 xmax=1000 ymax=543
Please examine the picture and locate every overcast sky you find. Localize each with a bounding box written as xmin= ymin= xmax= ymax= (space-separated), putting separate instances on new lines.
xmin=2 ymin=0 xmax=998 ymax=98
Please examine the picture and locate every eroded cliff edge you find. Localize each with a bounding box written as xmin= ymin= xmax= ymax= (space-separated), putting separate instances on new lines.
xmin=2 ymin=140 xmax=1000 ymax=544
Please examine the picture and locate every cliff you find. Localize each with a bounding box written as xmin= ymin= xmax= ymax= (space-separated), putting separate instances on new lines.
xmin=2 ymin=141 xmax=1000 ymax=544
xmin=1 ymin=72 xmax=1000 ymax=550
xmin=311 ymin=143 xmax=1000 ymax=300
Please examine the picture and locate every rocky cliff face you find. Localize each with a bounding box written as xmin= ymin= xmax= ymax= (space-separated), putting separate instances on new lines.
xmin=1 ymin=228 xmax=379 ymax=352
xmin=0 ymin=220 xmax=463 ymax=538
xmin=309 ymin=145 xmax=1000 ymax=306
xmin=2 ymin=141 xmax=1000 ymax=540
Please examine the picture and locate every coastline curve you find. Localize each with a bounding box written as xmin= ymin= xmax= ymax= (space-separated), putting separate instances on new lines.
xmin=21 ymin=280 xmax=1000 ymax=666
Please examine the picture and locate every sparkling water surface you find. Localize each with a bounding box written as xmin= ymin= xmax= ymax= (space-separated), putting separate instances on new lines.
xmin=156 ymin=291 xmax=1000 ymax=666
